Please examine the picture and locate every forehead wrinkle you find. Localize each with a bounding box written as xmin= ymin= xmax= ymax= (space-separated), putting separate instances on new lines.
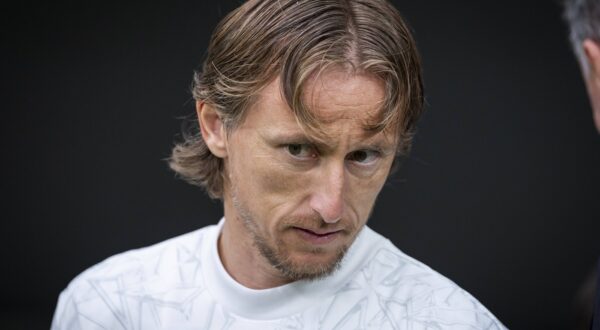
xmin=303 ymin=69 xmax=386 ymax=125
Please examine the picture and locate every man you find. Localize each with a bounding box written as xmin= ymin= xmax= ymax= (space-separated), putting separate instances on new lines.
xmin=52 ymin=0 xmax=505 ymax=328
xmin=564 ymin=1 xmax=600 ymax=329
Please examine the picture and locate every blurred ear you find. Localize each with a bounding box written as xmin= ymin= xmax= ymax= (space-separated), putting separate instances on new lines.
xmin=582 ymin=39 xmax=600 ymax=132
xmin=583 ymin=39 xmax=600 ymax=77
xmin=197 ymin=101 xmax=228 ymax=158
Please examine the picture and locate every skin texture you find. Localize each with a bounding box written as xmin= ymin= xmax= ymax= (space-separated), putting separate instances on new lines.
xmin=198 ymin=68 xmax=398 ymax=289
xmin=582 ymin=38 xmax=600 ymax=132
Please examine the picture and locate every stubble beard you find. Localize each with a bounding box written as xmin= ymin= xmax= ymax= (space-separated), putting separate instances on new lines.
xmin=231 ymin=190 xmax=350 ymax=282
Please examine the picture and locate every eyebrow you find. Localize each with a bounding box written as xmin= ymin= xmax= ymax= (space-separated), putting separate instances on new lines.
xmin=261 ymin=130 xmax=325 ymax=148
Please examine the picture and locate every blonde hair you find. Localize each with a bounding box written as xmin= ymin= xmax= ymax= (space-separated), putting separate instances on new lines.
xmin=169 ymin=0 xmax=424 ymax=199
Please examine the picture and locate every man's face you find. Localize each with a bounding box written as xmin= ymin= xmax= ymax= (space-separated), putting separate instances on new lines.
xmin=222 ymin=69 xmax=397 ymax=281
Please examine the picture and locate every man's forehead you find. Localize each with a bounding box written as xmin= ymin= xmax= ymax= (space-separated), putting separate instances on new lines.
xmin=257 ymin=71 xmax=387 ymax=129
xmin=245 ymin=72 xmax=397 ymax=147
xmin=304 ymin=70 xmax=385 ymax=114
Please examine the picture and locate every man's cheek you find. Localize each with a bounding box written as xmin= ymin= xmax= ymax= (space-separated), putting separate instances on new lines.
xmin=256 ymin=164 xmax=308 ymax=197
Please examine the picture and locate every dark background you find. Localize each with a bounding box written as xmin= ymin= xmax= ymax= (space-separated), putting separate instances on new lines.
xmin=2 ymin=0 xmax=599 ymax=329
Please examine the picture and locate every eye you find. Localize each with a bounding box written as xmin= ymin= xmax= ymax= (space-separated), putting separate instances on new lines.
xmin=347 ymin=149 xmax=380 ymax=165
xmin=286 ymin=144 xmax=316 ymax=159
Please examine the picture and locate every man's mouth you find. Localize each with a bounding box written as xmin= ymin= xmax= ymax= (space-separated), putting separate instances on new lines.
xmin=292 ymin=226 xmax=343 ymax=245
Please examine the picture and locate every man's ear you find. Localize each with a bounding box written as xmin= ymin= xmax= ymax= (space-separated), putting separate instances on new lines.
xmin=197 ymin=101 xmax=228 ymax=158
xmin=583 ymin=39 xmax=600 ymax=78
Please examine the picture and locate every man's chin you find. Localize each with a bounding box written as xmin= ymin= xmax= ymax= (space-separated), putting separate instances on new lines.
xmin=268 ymin=227 xmax=359 ymax=281
xmin=272 ymin=247 xmax=348 ymax=282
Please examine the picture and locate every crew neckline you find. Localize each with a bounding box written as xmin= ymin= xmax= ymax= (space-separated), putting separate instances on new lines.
xmin=199 ymin=218 xmax=382 ymax=320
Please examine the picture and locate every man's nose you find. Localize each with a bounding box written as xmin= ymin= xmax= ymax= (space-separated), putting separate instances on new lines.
xmin=309 ymin=163 xmax=345 ymax=223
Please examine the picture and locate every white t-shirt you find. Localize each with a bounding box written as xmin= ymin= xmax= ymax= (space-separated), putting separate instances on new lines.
xmin=52 ymin=219 xmax=506 ymax=329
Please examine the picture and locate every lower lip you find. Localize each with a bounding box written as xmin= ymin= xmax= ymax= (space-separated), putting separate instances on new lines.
xmin=293 ymin=227 xmax=341 ymax=245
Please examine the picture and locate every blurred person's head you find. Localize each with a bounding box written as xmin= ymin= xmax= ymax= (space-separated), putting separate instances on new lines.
xmin=564 ymin=4 xmax=600 ymax=330
xmin=564 ymin=0 xmax=600 ymax=131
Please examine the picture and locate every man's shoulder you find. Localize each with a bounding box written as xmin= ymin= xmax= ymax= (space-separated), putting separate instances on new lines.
xmin=353 ymin=228 xmax=505 ymax=329
xmin=73 ymin=225 xmax=211 ymax=282
xmin=51 ymin=224 xmax=215 ymax=329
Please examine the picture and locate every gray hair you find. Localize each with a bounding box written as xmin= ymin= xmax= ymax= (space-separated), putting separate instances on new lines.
xmin=169 ymin=0 xmax=424 ymax=199
xmin=564 ymin=0 xmax=600 ymax=73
